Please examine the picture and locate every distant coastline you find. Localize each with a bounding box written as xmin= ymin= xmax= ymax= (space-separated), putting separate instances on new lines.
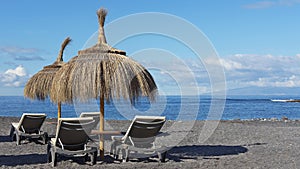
xmin=271 ymin=99 xmax=300 ymax=102
xmin=285 ymin=100 xmax=300 ymax=102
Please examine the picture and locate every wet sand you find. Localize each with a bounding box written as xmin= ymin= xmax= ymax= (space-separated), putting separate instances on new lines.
xmin=0 ymin=116 xmax=299 ymax=168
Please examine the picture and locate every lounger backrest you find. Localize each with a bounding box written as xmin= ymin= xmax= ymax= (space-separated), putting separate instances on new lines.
xmin=55 ymin=117 xmax=95 ymax=151
xmin=18 ymin=113 xmax=46 ymax=134
xmin=80 ymin=112 xmax=99 ymax=118
xmin=80 ymin=112 xmax=100 ymax=129
xmin=125 ymin=116 xmax=166 ymax=148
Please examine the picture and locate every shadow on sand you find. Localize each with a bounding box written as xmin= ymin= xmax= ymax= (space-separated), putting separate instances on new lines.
xmin=0 ymin=154 xmax=47 ymax=166
xmin=168 ymin=145 xmax=249 ymax=162
xmin=0 ymin=144 xmax=251 ymax=166
xmin=103 ymin=144 xmax=251 ymax=163
xmin=0 ymin=135 xmax=11 ymax=142
xmin=0 ymin=135 xmax=46 ymax=145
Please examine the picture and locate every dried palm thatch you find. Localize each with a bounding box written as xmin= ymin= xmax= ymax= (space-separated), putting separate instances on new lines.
xmin=50 ymin=8 xmax=157 ymax=158
xmin=24 ymin=37 xmax=71 ymax=100
xmin=50 ymin=9 xmax=157 ymax=103
xmin=50 ymin=51 xmax=157 ymax=104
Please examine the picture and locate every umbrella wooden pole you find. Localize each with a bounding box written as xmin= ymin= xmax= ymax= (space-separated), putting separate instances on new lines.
xmin=57 ymin=101 xmax=61 ymax=119
xmin=99 ymin=93 xmax=105 ymax=159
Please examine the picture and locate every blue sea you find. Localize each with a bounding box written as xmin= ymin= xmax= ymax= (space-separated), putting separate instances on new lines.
xmin=0 ymin=95 xmax=300 ymax=120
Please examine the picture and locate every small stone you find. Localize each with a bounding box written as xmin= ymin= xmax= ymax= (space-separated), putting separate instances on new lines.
xmin=270 ymin=118 xmax=278 ymax=122
xmin=281 ymin=116 xmax=288 ymax=121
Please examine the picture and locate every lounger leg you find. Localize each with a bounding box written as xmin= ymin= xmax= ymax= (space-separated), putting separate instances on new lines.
xmin=42 ymin=132 xmax=48 ymax=145
xmin=51 ymin=148 xmax=57 ymax=167
xmin=158 ymin=151 xmax=167 ymax=163
xmin=90 ymin=147 xmax=97 ymax=165
xmin=110 ymin=141 xmax=115 ymax=155
xmin=111 ymin=141 xmax=120 ymax=159
xmin=16 ymin=133 xmax=21 ymax=145
xmin=115 ymin=147 xmax=121 ymax=160
xmin=47 ymin=144 xmax=51 ymax=163
xmin=11 ymin=133 xmax=16 ymax=142
xmin=121 ymin=148 xmax=129 ymax=162
xmin=10 ymin=125 xmax=17 ymax=142
xmin=9 ymin=125 xmax=15 ymax=137
xmin=84 ymin=153 xmax=89 ymax=162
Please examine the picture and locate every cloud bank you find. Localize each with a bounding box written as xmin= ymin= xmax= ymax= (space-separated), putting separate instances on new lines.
xmin=0 ymin=46 xmax=44 ymax=61
xmin=1 ymin=53 xmax=299 ymax=95
xmin=150 ymin=53 xmax=300 ymax=95
xmin=220 ymin=54 xmax=300 ymax=90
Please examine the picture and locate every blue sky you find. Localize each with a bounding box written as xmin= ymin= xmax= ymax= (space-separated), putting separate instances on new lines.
xmin=0 ymin=0 xmax=300 ymax=96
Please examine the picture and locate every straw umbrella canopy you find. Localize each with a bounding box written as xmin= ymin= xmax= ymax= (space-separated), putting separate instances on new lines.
xmin=50 ymin=8 xmax=157 ymax=158
xmin=24 ymin=37 xmax=71 ymax=118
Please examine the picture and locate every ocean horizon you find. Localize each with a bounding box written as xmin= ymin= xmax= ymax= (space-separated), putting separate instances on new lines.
xmin=0 ymin=95 xmax=300 ymax=120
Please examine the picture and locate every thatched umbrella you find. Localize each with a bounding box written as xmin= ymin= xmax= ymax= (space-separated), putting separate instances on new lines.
xmin=50 ymin=8 xmax=157 ymax=158
xmin=24 ymin=37 xmax=71 ymax=118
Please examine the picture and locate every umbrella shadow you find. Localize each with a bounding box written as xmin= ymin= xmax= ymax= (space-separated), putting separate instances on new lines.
xmin=167 ymin=144 xmax=249 ymax=162
xmin=0 ymin=154 xmax=47 ymax=166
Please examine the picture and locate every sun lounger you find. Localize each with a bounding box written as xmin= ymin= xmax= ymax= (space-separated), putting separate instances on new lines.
xmin=9 ymin=113 xmax=47 ymax=145
xmin=110 ymin=116 xmax=167 ymax=162
xmin=80 ymin=112 xmax=100 ymax=141
xmin=47 ymin=117 xmax=97 ymax=167
xmin=79 ymin=112 xmax=100 ymax=129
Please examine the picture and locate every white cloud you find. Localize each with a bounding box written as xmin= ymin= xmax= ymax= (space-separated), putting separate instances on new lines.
xmin=220 ymin=59 xmax=243 ymax=70
xmin=244 ymin=0 xmax=300 ymax=9
xmin=0 ymin=65 xmax=29 ymax=87
xmin=247 ymin=76 xmax=300 ymax=87
xmin=5 ymin=65 xmax=27 ymax=77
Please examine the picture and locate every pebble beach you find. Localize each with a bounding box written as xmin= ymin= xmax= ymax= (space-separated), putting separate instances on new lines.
xmin=0 ymin=116 xmax=299 ymax=169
